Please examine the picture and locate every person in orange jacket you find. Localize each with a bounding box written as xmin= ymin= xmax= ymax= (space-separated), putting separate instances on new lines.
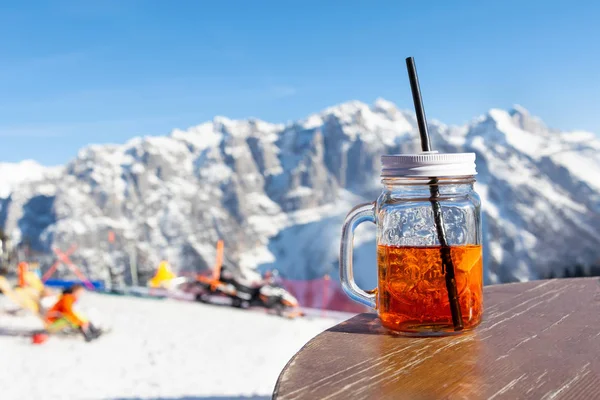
xmin=46 ymin=284 xmax=101 ymax=342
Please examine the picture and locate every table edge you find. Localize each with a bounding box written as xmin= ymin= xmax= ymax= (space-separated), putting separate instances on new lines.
xmin=272 ymin=277 xmax=599 ymax=398
xmin=272 ymin=313 xmax=359 ymax=399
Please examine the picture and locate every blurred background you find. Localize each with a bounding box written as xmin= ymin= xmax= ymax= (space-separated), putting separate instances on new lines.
xmin=0 ymin=1 xmax=599 ymax=399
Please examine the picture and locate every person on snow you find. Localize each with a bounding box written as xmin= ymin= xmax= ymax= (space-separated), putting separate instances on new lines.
xmin=46 ymin=284 xmax=102 ymax=342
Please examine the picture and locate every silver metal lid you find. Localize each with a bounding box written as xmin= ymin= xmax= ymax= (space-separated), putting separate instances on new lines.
xmin=381 ymin=152 xmax=477 ymax=177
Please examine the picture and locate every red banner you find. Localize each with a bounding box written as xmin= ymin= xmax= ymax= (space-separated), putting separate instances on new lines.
xmin=279 ymin=277 xmax=368 ymax=313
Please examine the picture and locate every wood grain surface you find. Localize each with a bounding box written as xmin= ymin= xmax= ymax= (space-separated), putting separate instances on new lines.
xmin=274 ymin=278 xmax=600 ymax=400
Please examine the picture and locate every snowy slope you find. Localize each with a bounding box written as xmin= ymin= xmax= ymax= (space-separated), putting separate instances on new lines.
xmin=0 ymin=293 xmax=345 ymax=400
xmin=0 ymin=100 xmax=598 ymax=286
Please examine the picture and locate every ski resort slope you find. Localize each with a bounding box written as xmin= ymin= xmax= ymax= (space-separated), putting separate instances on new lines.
xmin=0 ymin=292 xmax=346 ymax=400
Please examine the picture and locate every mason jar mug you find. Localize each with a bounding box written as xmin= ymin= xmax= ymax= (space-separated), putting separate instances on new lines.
xmin=340 ymin=153 xmax=483 ymax=336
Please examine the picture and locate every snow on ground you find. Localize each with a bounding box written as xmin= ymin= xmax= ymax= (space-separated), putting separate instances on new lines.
xmin=0 ymin=293 xmax=348 ymax=400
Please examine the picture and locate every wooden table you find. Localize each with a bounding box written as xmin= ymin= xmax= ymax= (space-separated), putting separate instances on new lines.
xmin=274 ymin=278 xmax=600 ymax=400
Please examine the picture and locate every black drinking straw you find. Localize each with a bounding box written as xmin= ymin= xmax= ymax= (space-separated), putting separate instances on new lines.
xmin=405 ymin=57 xmax=463 ymax=331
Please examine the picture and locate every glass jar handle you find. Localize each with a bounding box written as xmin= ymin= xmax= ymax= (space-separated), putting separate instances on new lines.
xmin=340 ymin=202 xmax=377 ymax=309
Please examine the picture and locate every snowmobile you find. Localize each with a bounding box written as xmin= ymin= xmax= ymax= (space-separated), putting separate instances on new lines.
xmin=182 ymin=265 xmax=301 ymax=317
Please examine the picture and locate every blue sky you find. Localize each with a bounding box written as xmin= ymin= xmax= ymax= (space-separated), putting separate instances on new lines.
xmin=1 ymin=0 xmax=598 ymax=165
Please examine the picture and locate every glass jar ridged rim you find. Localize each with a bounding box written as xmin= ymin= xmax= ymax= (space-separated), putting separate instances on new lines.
xmin=381 ymin=176 xmax=476 ymax=186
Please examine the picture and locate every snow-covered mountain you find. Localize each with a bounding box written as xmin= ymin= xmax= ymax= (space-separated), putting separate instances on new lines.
xmin=1 ymin=99 xmax=599 ymax=286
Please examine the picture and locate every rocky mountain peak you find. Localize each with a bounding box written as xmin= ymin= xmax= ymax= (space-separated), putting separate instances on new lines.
xmin=0 ymin=102 xmax=598 ymax=287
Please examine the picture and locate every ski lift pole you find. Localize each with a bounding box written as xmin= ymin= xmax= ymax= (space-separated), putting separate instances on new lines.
xmin=129 ymin=244 xmax=138 ymax=287
xmin=107 ymin=230 xmax=116 ymax=288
